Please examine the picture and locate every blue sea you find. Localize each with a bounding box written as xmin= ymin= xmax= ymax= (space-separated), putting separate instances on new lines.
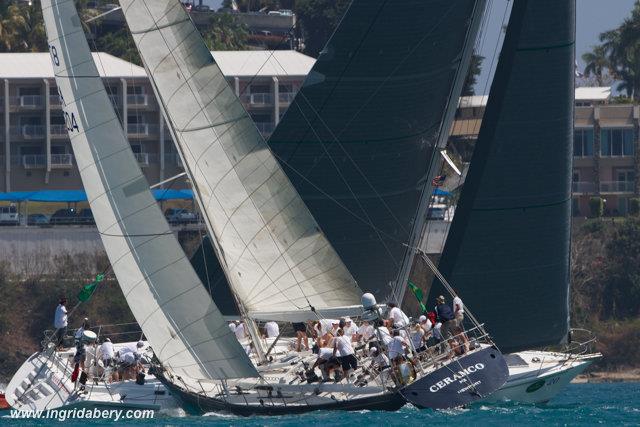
xmin=3 ymin=382 xmax=639 ymax=426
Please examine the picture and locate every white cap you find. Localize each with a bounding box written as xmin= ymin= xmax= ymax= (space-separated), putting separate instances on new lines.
xmin=345 ymin=317 xmax=352 ymax=323
xmin=368 ymin=347 xmax=378 ymax=355
xmin=419 ymin=315 xmax=427 ymax=323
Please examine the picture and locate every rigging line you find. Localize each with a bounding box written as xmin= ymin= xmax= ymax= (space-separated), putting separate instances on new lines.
xmin=288 ymin=95 xmax=402 ymax=271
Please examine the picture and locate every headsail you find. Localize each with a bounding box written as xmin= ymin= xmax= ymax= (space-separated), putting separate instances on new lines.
xmin=268 ymin=0 xmax=485 ymax=301
xmin=120 ymin=0 xmax=362 ymax=318
xmin=41 ymin=0 xmax=257 ymax=380
xmin=430 ymin=0 xmax=575 ymax=353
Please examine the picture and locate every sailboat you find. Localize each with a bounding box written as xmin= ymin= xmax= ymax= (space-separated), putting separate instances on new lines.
xmin=414 ymin=0 xmax=602 ymax=404
xmin=5 ymin=0 xmax=256 ymax=412
xmin=115 ymin=0 xmax=508 ymax=413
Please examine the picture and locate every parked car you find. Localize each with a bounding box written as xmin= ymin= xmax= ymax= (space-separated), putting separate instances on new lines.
xmin=192 ymin=4 xmax=210 ymax=11
xmin=77 ymin=208 xmax=95 ymax=225
xmin=0 ymin=205 xmax=19 ymax=225
xmin=50 ymin=208 xmax=77 ymax=225
xmin=27 ymin=214 xmax=50 ymax=226
xmin=164 ymin=208 xmax=198 ymax=224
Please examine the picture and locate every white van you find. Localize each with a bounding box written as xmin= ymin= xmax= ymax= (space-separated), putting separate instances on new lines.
xmin=0 ymin=205 xmax=19 ymax=225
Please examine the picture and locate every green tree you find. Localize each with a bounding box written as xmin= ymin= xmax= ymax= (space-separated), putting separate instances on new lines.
xmin=94 ymin=28 xmax=142 ymax=65
xmin=602 ymin=218 xmax=640 ymax=318
xmin=592 ymin=3 xmax=640 ymax=100
xmin=0 ymin=1 xmax=46 ymax=53
xmin=582 ymin=45 xmax=612 ymax=86
xmin=462 ymin=54 xmax=484 ymax=96
xmin=202 ymin=13 xmax=248 ymax=50
xmin=294 ymin=0 xmax=350 ymax=57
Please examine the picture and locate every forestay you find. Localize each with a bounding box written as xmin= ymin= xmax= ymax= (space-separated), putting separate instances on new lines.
xmin=430 ymin=0 xmax=575 ymax=353
xmin=120 ymin=0 xmax=362 ymax=317
xmin=41 ymin=0 xmax=257 ymax=380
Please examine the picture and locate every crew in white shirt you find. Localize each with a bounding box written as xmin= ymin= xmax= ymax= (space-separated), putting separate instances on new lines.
xmin=387 ymin=302 xmax=410 ymax=328
xmin=54 ymin=297 xmax=68 ymax=348
xmin=264 ymin=321 xmax=279 ymax=338
xmin=388 ymin=330 xmax=408 ymax=361
xmin=357 ymin=321 xmax=375 ymax=342
xmin=234 ymin=322 xmax=246 ymax=340
xmin=333 ymin=329 xmax=357 ymax=377
xmin=410 ymin=324 xmax=426 ymax=352
xmin=453 ymin=295 xmax=465 ymax=325
xmin=228 ymin=322 xmax=237 ymax=333
xmin=342 ymin=318 xmax=356 ymax=341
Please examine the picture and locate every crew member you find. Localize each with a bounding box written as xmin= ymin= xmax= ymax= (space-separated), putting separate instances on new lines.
xmin=333 ymin=329 xmax=358 ymax=380
xmin=264 ymin=321 xmax=279 ymax=338
xmin=292 ymin=322 xmax=309 ymax=352
xmin=387 ymin=302 xmax=409 ymax=329
xmin=54 ymin=297 xmax=68 ymax=349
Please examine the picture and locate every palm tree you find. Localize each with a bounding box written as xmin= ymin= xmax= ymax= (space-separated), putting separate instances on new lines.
xmin=582 ymin=45 xmax=611 ymax=86
xmin=203 ymin=13 xmax=248 ymax=50
xmin=0 ymin=4 xmax=28 ymax=52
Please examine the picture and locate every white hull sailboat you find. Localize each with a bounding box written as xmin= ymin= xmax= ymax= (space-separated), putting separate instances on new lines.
xmin=6 ymin=341 xmax=179 ymax=413
xmin=4 ymin=0 xmax=509 ymax=415
xmin=485 ymin=350 xmax=601 ymax=405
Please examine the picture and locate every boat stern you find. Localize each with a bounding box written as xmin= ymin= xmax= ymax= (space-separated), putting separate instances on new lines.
xmin=400 ymin=346 xmax=509 ymax=409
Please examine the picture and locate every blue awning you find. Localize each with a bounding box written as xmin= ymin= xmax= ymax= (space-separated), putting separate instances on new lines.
xmin=0 ymin=189 xmax=194 ymax=202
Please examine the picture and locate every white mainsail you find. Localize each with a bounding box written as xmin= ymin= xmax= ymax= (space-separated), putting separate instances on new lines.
xmin=120 ymin=0 xmax=362 ymax=319
xmin=41 ymin=0 xmax=257 ymax=380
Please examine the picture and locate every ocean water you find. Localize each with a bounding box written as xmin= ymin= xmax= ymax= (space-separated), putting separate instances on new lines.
xmin=3 ymin=382 xmax=639 ymax=426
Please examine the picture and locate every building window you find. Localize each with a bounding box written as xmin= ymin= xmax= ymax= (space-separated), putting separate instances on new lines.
xmin=250 ymin=84 xmax=270 ymax=94
xmin=601 ymin=128 xmax=634 ymax=156
xmin=574 ymin=129 xmax=594 ymax=157
xmin=19 ymin=87 xmax=41 ymax=96
xmin=616 ymin=169 xmax=634 ymax=183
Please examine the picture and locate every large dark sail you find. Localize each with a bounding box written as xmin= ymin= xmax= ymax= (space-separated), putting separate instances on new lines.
xmin=430 ymin=0 xmax=575 ymax=353
xmin=268 ymin=0 xmax=483 ymax=299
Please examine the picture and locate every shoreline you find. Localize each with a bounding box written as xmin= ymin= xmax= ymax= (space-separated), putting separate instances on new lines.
xmin=572 ymin=369 xmax=640 ymax=383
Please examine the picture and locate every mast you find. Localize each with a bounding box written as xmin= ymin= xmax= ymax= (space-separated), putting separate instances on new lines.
xmin=393 ymin=0 xmax=488 ymax=305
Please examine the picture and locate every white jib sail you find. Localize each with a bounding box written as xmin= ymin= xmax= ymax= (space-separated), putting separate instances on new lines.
xmin=120 ymin=0 xmax=362 ymax=318
xmin=41 ymin=0 xmax=257 ymax=380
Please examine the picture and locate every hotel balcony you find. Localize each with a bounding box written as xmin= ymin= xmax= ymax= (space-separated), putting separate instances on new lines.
xmin=10 ymin=95 xmax=44 ymax=110
xmin=50 ymin=124 xmax=69 ymax=139
xmin=572 ymin=182 xmax=597 ymax=194
xmin=126 ymin=94 xmax=150 ymax=108
xmin=51 ymin=154 xmax=74 ymax=169
xmin=127 ymin=123 xmax=158 ymax=138
xmin=17 ymin=125 xmax=45 ymax=139
xmin=241 ymin=93 xmax=273 ymax=107
xmin=22 ymin=154 xmax=46 ymax=169
xmin=600 ymin=181 xmax=634 ymax=194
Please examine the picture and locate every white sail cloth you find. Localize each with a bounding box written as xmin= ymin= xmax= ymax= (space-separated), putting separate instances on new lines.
xmin=41 ymin=0 xmax=257 ymax=380
xmin=120 ymin=0 xmax=362 ymax=317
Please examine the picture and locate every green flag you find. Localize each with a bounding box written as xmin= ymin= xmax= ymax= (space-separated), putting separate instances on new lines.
xmin=77 ymin=274 xmax=105 ymax=302
xmin=408 ymin=280 xmax=427 ymax=312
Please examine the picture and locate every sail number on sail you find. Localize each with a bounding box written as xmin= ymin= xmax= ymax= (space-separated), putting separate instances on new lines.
xmin=49 ymin=44 xmax=80 ymax=134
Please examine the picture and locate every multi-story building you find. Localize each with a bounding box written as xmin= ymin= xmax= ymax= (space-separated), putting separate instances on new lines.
xmin=450 ymin=86 xmax=640 ymax=217
xmin=0 ymin=50 xmax=314 ymax=192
